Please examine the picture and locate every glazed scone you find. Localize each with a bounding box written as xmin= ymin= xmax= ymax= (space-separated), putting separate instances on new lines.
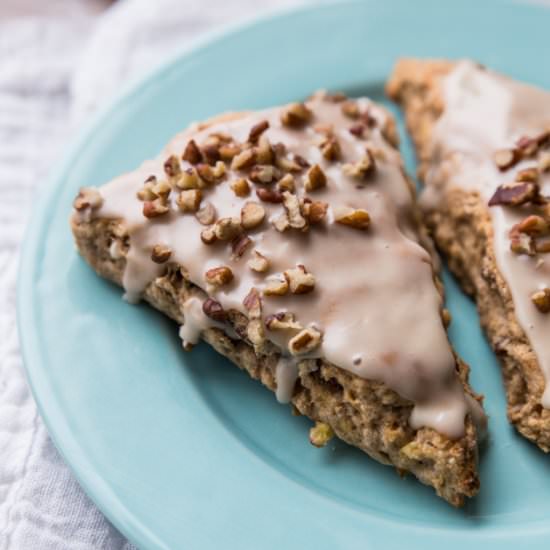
xmin=70 ymin=91 xmax=486 ymax=505
xmin=387 ymin=59 xmax=550 ymax=451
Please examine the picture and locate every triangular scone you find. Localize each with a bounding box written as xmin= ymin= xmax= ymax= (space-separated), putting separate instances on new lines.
xmin=71 ymin=91 xmax=485 ymax=505
xmin=388 ymin=59 xmax=550 ymax=451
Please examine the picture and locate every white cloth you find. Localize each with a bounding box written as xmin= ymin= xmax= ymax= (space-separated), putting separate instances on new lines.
xmin=0 ymin=1 xmax=304 ymax=548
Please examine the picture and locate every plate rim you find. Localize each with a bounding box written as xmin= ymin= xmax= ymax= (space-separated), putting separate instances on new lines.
xmin=16 ymin=0 xmax=550 ymax=548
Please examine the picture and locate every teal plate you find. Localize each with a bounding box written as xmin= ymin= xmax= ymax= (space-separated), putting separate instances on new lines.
xmin=18 ymin=1 xmax=550 ymax=548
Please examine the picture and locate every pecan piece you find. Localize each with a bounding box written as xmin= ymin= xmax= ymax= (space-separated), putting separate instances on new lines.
xmin=304 ymin=164 xmax=327 ymax=192
xmin=265 ymin=312 xmax=302 ymax=331
xmin=247 ymin=250 xmax=270 ymax=273
xmin=319 ymin=135 xmax=341 ymax=161
xmin=231 ymin=178 xmax=250 ymax=197
xmin=214 ymin=217 xmax=242 ymax=240
xmin=334 ymin=206 xmax=370 ymax=230
xmin=151 ymin=244 xmax=172 ymax=264
xmin=249 ymin=164 xmax=278 ymax=184
xmin=176 ymin=189 xmax=202 ymax=212
xmin=219 ymin=143 xmax=241 ymax=161
xmin=284 ymin=265 xmax=315 ymax=294
xmin=277 ymin=174 xmax=295 ymax=193
xmin=343 ymin=149 xmax=376 ymax=180
xmin=302 ymin=199 xmax=328 ymax=225
xmin=241 ymin=201 xmax=266 ymax=229
xmin=143 ymin=199 xmax=169 ymax=218
xmin=509 ymin=225 xmax=536 ymax=255
xmin=164 ymin=155 xmax=181 ymax=178
xmin=195 ymin=202 xmax=217 ymax=225
xmin=493 ymin=148 xmax=519 ymax=171
xmin=182 ymin=139 xmax=202 ymax=164
xmin=201 ymin=143 xmax=220 ymax=165
xmin=516 ymin=215 xmax=548 ymax=236
xmin=281 ymin=102 xmax=312 ymax=127
xmin=231 ymin=234 xmax=252 ymax=259
xmin=288 ymin=327 xmax=322 ymax=356
xmin=176 ymin=168 xmax=200 ymax=190
xmin=341 ymin=100 xmax=360 ymax=119
xmin=200 ymin=226 xmax=217 ymax=245
xmin=263 ymin=274 xmax=289 ymax=296
xmin=73 ymin=187 xmax=103 ymax=211
xmin=539 ymin=152 xmax=550 ymax=173
xmin=515 ymin=167 xmax=539 ymax=183
xmin=205 ymin=266 xmax=234 ymax=287
xmin=231 ymin=148 xmax=256 ymax=171
xmin=256 ymin=187 xmax=283 ymax=203
xmin=202 ymin=298 xmax=227 ymax=322
xmin=248 ymin=120 xmax=269 ymax=144
xmin=282 ymin=191 xmax=307 ymax=230
xmin=488 ymin=181 xmax=539 ymax=206
xmin=531 ymin=288 xmax=550 ymax=313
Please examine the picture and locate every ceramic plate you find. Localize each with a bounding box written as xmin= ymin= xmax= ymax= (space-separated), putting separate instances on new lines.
xmin=18 ymin=1 xmax=550 ymax=548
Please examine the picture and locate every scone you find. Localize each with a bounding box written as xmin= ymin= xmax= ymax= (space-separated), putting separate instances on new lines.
xmin=387 ymin=59 xmax=550 ymax=451
xmin=70 ymin=91 xmax=486 ymax=505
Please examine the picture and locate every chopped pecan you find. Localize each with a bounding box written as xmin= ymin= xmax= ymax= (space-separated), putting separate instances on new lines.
xmin=231 ymin=178 xmax=251 ymax=197
xmin=176 ymin=168 xmax=200 ymax=190
xmin=201 ymin=143 xmax=220 ymax=165
xmin=319 ymin=134 xmax=341 ymax=161
xmin=243 ymin=287 xmax=262 ymax=318
xmin=324 ymin=92 xmax=347 ymax=103
xmin=263 ymin=274 xmax=289 ymax=296
xmin=152 ymin=179 xmax=171 ymax=200
xmin=282 ymin=191 xmax=307 ymax=230
xmin=247 ymin=250 xmax=270 ymax=272
xmin=302 ymin=199 xmax=328 ymax=224
xmin=241 ymin=201 xmax=266 ymax=229
xmin=288 ymin=327 xmax=322 ymax=355
xmin=73 ymin=187 xmax=103 ymax=211
xmin=488 ymin=181 xmax=539 ymax=206
xmin=281 ymin=102 xmax=312 ymax=127
xmin=255 ymin=135 xmax=274 ymax=165
xmin=493 ymin=148 xmax=519 ymax=171
xmin=272 ymin=213 xmax=290 ymax=233
xmin=341 ymin=100 xmax=359 ymax=119
xmin=205 ymin=266 xmax=234 ymax=287
xmin=202 ymin=298 xmax=227 ymax=322
xmin=516 ymin=167 xmax=539 ymax=183
xmin=284 ymin=265 xmax=315 ymax=294
xmin=334 ymin=206 xmax=370 ymax=230
xmin=137 ymin=178 xmax=157 ymax=201
xmin=195 ymin=202 xmax=217 ymax=225
xmin=343 ymin=149 xmax=376 ymax=180
xmin=509 ymin=225 xmax=536 ymax=255
xmin=231 ymin=234 xmax=252 ymax=259
xmin=249 ymin=164 xmax=278 ymax=184
xmin=265 ymin=312 xmax=302 ymax=331
xmin=277 ymin=174 xmax=295 ymax=193
xmin=516 ymin=215 xmax=548 ymax=236
xmin=248 ymin=120 xmax=269 ymax=144
xmin=231 ymin=148 xmax=256 ymax=171
xmin=182 ymin=139 xmax=202 ymax=164
xmin=256 ymin=187 xmax=283 ymax=203
xmin=164 ymin=155 xmax=181 ymax=178
xmin=531 ymin=288 xmax=550 ymax=313
xmin=304 ymin=164 xmax=327 ymax=192
xmin=143 ymin=199 xmax=169 ymax=218
xmin=516 ymin=135 xmax=539 ymax=156
xmin=151 ymin=244 xmax=172 ymax=264
xmin=196 ymin=163 xmax=220 ymax=185
xmin=214 ymin=217 xmax=242 ymax=240
xmin=176 ymin=189 xmax=202 ymax=212
xmin=219 ymin=143 xmax=241 ymax=161
xmin=200 ymin=226 xmax=217 ymax=245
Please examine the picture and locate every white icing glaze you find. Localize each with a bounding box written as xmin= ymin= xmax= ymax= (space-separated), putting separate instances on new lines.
xmin=275 ymin=357 xmax=299 ymax=404
xmin=90 ymin=93 xmax=480 ymax=438
xmin=427 ymin=60 xmax=550 ymax=406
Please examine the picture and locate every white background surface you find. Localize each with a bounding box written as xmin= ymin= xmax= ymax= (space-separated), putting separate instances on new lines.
xmin=0 ymin=1 xmax=305 ymax=548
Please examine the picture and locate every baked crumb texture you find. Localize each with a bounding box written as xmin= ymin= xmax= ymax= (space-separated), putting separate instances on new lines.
xmin=387 ymin=59 xmax=550 ymax=452
xmin=71 ymin=215 xmax=480 ymax=506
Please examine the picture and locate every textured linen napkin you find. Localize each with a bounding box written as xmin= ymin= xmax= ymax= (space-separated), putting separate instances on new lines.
xmin=0 ymin=1 xmax=302 ymax=548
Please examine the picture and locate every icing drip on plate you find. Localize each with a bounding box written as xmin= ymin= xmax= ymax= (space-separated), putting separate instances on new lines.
xmin=81 ymin=92 xmax=482 ymax=438
xmin=428 ymin=60 xmax=550 ymax=406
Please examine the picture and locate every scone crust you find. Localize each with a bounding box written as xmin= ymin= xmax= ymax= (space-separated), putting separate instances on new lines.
xmin=387 ymin=58 xmax=550 ymax=451
xmin=71 ymin=215 xmax=481 ymax=505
